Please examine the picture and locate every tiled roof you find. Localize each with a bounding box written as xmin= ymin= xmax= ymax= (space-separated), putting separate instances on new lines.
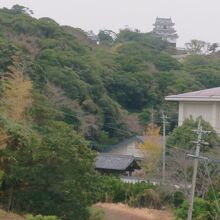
xmin=154 ymin=17 xmax=173 ymax=24
xmin=95 ymin=154 xmax=137 ymax=171
xmin=165 ymin=87 xmax=220 ymax=101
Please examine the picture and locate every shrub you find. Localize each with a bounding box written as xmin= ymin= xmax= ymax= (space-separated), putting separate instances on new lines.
xmin=167 ymin=117 xmax=220 ymax=150
xmin=175 ymin=197 xmax=212 ymax=220
xmin=89 ymin=207 xmax=105 ymax=220
xmin=26 ymin=214 xmax=60 ymax=220
xmin=130 ymin=189 xmax=161 ymax=209
xmin=163 ymin=191 xmax=185 ymax=208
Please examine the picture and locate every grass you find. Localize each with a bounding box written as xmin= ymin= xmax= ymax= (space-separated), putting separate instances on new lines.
xmin=89 ymin=207 xmax=106 ymax=220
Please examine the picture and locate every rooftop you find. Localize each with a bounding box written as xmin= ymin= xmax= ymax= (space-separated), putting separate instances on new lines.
xmin=95 ymin=154 xmax=140 ymax=171
xmin=154 ymin=17 xmax=174 ymax=25
xmin=165 ymin=87 xmax=220 ymax=101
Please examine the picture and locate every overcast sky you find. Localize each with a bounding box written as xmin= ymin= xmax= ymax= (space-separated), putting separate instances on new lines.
xmin=1 ymin=0 xmax=220 ymax=46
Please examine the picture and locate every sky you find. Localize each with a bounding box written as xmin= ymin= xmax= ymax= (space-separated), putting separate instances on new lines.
xmin=1 ymin=0 xmax=220 ymax=47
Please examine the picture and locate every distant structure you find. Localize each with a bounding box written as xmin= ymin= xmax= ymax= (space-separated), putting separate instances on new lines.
xmin=165 ymin=87 xmax=220 ymax=134
xmin=153 ymin=17 xmax=178 ymax=46
xmin=96 ymin=153 xmax=141 ymax=176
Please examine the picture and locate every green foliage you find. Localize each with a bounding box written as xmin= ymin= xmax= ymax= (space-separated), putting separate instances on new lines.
xmin=0 ymin=39 xmax=17 ymax=72
xmin=98 ymin=30 xmax=114 ymax=45
xmin=154 ymin=53 xmax=182 ymax=71
xmin=139 ymin=108 xmax=151 ymax=125
xmin=0 ymin=117 xmax=95 ymax=220
xmin=88 ymin=207 xmax=105 ymax=220
xmin=92 ymin=175 xmax=156 ymax=206
xmin=116 ymin=29 xmax=142 ymax=42
xmin=130 ymin=189 xmax=161 ymax=209
xmin=3 ymin=5 xmax=220 ymax=219
xmin=191 ymin=67 xmax=220 ymax=88
xmin=26 ymin=214 xmax=60 ymax=220
xmin=167 ymin=117 xmax=220 ymax=149
xmin=175 ymin=197 xmax=215 ymax=220
xmin=11 ymin=5 xmax=33 ymax=15
xmin=163 ymin=191 xmax=185 ymax=208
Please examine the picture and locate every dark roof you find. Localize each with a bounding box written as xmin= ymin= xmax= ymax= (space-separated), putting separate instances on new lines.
xmin=96 ymin=154 xmax=139 ymax=171
xmin=165 ymin=87 xmax=220 ymax=101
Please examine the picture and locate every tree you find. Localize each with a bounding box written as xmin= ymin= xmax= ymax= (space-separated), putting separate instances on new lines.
xmin=138 ymin=124 xmax=162 ymax=176
xmin=167 ymin=117 xmax=220 ymax=150
xmin=11 ymin=5 xmax=33 ymax=15
xmin=185 ymin=40 xmax=210 ymax=55
xmin=209 ymin=43 xmax=219 ymax=53
xmin=0 ymin=120 xmax=95 ymax=220
xmin=154 ymin=53 xmax=182 ymax=71
xmin=98 ymin=30 xmax=115 ymax=45
xmin=2 ymin=53 xmax=32 ymax=122
xmin=175 ymin=197 xmax=213 ymax=220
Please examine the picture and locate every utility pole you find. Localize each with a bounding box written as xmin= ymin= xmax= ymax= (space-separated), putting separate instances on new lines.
xmin=161 ymin=111 xmax=168 ymax=185
xmin=187 ymin=119 xmax=211 ymax=220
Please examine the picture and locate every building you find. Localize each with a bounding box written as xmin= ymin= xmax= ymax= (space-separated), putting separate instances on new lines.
xmin=153 ymin=17 xmax=178 ymax=46
xmin=95 ymin=154 xmax=141 ymax=176
xmin=165 ymin=87 xmax=220 ymax=133
xmin=106 ymin=136 xmax=144 ymax=158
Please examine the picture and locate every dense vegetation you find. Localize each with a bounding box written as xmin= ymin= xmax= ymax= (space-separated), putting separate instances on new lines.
xmin=1 ymin=4 xmax=220 ymax=220
xmin=2 ymin=5 xmax=220 ymax=144
xmin=167 ymin=117 xmax=220 ymax=149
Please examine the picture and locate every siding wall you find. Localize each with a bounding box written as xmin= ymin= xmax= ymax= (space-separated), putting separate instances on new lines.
xmin=179 ymin=101 xmax=220 ymax=133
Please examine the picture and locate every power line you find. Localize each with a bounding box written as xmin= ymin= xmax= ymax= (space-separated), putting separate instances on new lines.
xmin=203 ymin=159 xmax=220 ymax=213
xmin=30 ymin=102 xmax=136 ymax=135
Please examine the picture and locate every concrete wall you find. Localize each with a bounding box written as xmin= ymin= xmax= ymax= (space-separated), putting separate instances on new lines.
xmin=179 ymin=101 xmax=220 ymax=133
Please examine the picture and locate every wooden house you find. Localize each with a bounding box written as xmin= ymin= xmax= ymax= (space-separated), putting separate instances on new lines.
xmin=95 ymin=154 xmax=141 ymax=176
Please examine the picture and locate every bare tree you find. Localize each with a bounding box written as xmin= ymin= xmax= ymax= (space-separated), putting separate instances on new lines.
xmin=185 ymin=40 xmax=210 ymax=55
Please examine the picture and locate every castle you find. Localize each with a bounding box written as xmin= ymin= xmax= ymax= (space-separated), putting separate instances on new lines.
xmin=153 ymin=17 xmax=178 ymax=46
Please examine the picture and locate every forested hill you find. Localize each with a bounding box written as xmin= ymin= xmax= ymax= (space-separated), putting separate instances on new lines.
xmin=1 ymin=5 xmax=220 ymax=145
xmin=1 ymin=4 xmax=220 ymax=220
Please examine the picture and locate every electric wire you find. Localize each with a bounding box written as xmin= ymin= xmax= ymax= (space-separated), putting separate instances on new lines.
xmin=203 ymin=159 xmax=220 ymax=213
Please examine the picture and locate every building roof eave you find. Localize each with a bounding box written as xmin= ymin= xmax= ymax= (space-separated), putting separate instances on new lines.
xmin=165 ymin=96 xmax=220 ymax=102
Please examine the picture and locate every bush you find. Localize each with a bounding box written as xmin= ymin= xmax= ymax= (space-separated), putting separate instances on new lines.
xmin=130 ymin=189 xmax=161 ymax=209
xmin=175 ymin=197 xmax=212 ymax=220
xmin=26 ymin=214 xmax=60 ymax=220
xmin=92 ymin=175 xmax=157 ymax=205
xmin=162 ymin=191 xmax=185 ymax=208
xmin=173 ymin=191 xmax=185 ymax=208
xmin=89 ymin=207 xmax=105 ymax=220
xmin=167 ymin=117 xmax=220 ymax=149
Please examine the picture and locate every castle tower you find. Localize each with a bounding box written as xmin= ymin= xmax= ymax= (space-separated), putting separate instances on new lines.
xmin=153 ymin=17 xmax=178 ymax=46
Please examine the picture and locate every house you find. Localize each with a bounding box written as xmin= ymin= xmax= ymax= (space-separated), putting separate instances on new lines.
xmin=165 ymin=87 xmax=220 ymax=133
xmin=106 ymin=136 xmax=144 ymax=158
xmin=95 ymin=154 xmax=141 ymax=176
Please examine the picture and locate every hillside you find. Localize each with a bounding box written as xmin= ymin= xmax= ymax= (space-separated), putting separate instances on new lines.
xmin=1 ymin=4 xmax=220 ymax=220
xmin=0 ymin=5 xmax=187 ymax=147
xmin=2 ymin=5 xmax=220 ymax=146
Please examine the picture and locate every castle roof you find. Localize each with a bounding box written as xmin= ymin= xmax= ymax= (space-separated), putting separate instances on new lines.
xmin=154 ymin=17 xmax=174 ymax=25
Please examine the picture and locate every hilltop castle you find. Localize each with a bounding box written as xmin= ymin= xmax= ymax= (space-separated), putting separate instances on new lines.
xmin=153 ymin=17 xmax=178 ymax=46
